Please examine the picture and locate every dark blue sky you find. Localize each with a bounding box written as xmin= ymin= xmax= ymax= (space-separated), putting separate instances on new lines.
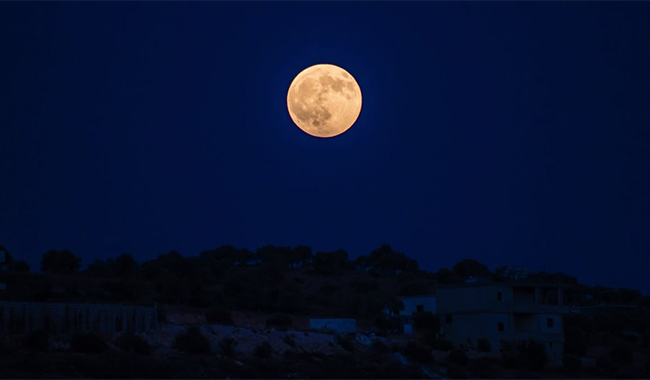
xmin=1 ymin=2 xmax=649 ymax=293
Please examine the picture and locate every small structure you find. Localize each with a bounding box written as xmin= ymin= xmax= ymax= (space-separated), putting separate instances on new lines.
xmin=309 ymin=318 xmax=356 ymax=334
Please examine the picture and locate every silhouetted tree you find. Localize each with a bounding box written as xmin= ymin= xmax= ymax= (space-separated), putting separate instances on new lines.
xmin=436 ymin=268 xmax=464 ymax=284
xmin=399 ymin=280 xmax=431 ymax=296
xmin=86 ymin=259 xmax=112 ymax=277
xmin=257 ymin=245 xmax=295 ymax=268
xmin=313 ymin=249 xmax=348 ymax=274
xmin=0 ymin=246 xmax=30 ymax=272
xmin=292 ymin=245 xmax=313 ymax=267
xmin=13 ymin=260 xmax=30 ymax=272
xmin=41 ymin=249 xmax=81 ymax=274
xmin=113 ymin=253 xmax=138 ymax=278
xmin=363 ymin=244 xmax=419 ymax=277
xmin=528 ymin=271 xmax=578 ymax=285
xmin=452 ymin=259 xmax=490 ymax=279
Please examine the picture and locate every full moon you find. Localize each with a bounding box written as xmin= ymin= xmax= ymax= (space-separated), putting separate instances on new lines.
xmin=287 ymin=64 xmax=362 ymax=138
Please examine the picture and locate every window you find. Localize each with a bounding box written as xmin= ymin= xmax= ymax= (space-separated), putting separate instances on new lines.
xmin=497 ymin=292 xmax=503 ymax=301
xmin=417 ymin=305 xmax=424 ymax=313
xmin=446 ymin=315 xmax=453 ymax=323
xmin=547 ymin=317 xmax=554 ymax=328
xmin=497 ymin=322 xmax=504 ymax=332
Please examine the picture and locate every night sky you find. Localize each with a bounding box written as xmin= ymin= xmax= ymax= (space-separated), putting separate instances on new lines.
xmin=1 ymin=3 xmax=649 ymax=293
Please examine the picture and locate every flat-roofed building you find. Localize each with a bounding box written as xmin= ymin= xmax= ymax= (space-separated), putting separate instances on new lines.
xmin=436 ymin=282 xmax=572 ymax=367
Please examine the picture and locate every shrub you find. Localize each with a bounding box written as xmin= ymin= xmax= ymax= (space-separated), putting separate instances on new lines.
xmin=0 ymin=335 xmax=11 ymax=355
xmin=253 ymin=341 xmax=273 ymax=359
xmin=116 ymin=332 xmax=152 ymax=355
xmin=476 ymin=338 xmax=491 ymax=353
xmin=609 ymin=344 xmax=634 ymax=364
xmin=283 ymin=334 xmax=296 ymax=348
xmin=205 ymin=306 xmax=233 ymax=325
xmin=596 ymin=356 xmax=616 ymax=376
xmin=403 ymin=341 xmax=433 ymax=364
xmin=413 ymin=311 xmax=440 ymax=333
xmin=156 ymin=304 xmax=167 ymax=323
xmin=24 ymin=329 xmax=49 ymax=352
xmin=371 ymin=339 xmax=389 ymax=353
xmin=448 ymin=348 xmax=468 ymax=366
xmin=265 ymin=314 xmax=292 ymax=330
xmin=500 ymin=340 xmax=521 ymax=369
xmin=436 ymin=337 xmax=455 ymax=351
xmin=174 ymin=327 xmax=211 ymax=355
xmin=218 ymin=337 xmax=237 ymax=358
xmin=563 ymin=354 xmax=582 ymax=373
xmin=71 ymin=333 xmax=108 ymax=353
xmin=374 ymin=315 xmax=401 ymax=334
xmin=336 ymin=333 xmax=356 ymax=353
xmin=517 ymin=339 xmax=548 ymax=372
xmin=447 ymin=363 xmax=468 ymax=379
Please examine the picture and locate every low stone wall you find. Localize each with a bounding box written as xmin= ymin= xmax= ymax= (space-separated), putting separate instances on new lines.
xmin=0 ymin=301 xmax=157 ymax=335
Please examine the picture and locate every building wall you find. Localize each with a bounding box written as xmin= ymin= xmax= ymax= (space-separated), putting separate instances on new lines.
xmin=441 ymin=312 xmax=510 ymax=353
xmin=436 ymin=285 xmax=566 ymax=367
xmin=309 ymin=318 xmax=356 ymax=334
xmin=399 ymin=295 xmax=437 ymax=316
xmin=442 ymin=311 xmax=564 ymax=365
xmin=436 ymin=285 xmax=512 ymax=314
xmin=0 ymin=301 xmax=157 ymax=335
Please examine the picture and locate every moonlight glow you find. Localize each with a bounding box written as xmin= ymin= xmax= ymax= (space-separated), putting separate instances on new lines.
xmin=287 ymin=64 xmax=362 ymax=138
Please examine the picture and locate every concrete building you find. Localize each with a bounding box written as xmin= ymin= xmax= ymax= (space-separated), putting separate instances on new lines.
xmin=436 ymin=283 xmax=571 ymax=367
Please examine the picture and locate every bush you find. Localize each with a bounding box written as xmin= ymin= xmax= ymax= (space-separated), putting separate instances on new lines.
xmin=517 ymin=339 xmax=548 ymax=372
xmin=283 ymin=334 xmax=296 ymax=348
xmin=609 ymin=344 xmax=634 ymax=364
xmin=253 ymin=341 xmax=273 ymax=359
xmin=436 ymin=337 xmax=455 ymax=351
xmin=596 ymin=356 xmax=616 ymax=376
xmin=500 ymin=340 xmax=521 ymax=369
xmin=24 ymin=329 xmax=49 ymax=352
xmin=448 ymin=348 xmax=468 ymax=366
xmin=205 ymin=306 xmax=233 ymax=325
xmin=413 ymin=311 xmax=440 ymax=333
xmin=116 ymin=332 xmax=152 ymax=355
xmin=447 ymin=363 xmax=468 ymax=379
xmin=403 ymin=341 xmax=433 ymax=364
xmin=336 ymin=333 xmax=356 ymax=353
xmin=265 ymin=314 xmax=292 ymax=330
xmin=476 ymin=338 xmax=491 ymax=353
xmin=157 ymin=304 xmax=167 ymax=323
xmin=0 ymin=335 xmax=11 ymax=355
xmin=218 ymin=337 xmax=237 ymax=358
xmin=563 ymin=354 xmax=582 ymax=373
xmin=374 ymin=315 xmax=401 ymax=334
xmin=174 ymin=327 xmax=211 ymax=355
xmin=371 ymin=339 xmax=389 ymax=353
xmin=71 ymin=333 xmax=108 ymax=353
